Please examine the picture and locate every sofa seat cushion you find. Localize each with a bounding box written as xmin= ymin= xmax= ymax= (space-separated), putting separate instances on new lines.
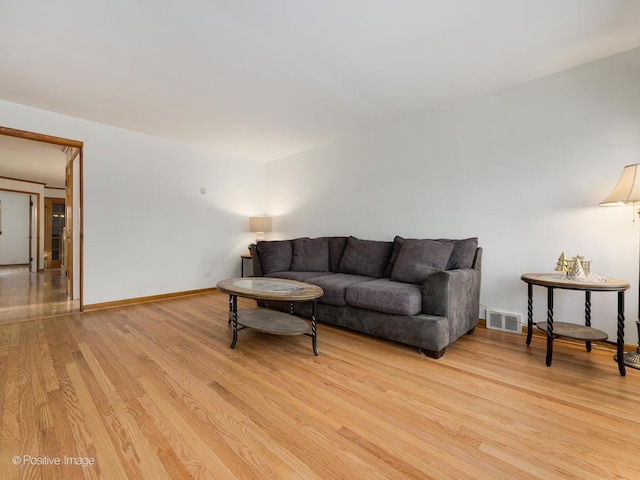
xmin=306 ymin=273 xmax=375 ymax=306
xmin=345 ymin=278 xmax=422 ymax=316
xmin=265 ymin=271 xmax=327 ymax=282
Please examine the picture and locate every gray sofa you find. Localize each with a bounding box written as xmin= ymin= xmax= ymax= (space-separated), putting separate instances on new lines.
xmin=251 ymin=235 xmax=482 ymax=358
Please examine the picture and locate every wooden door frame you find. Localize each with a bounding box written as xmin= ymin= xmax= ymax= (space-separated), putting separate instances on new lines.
xmin=0 ymin=126 xmax=84 ymax=309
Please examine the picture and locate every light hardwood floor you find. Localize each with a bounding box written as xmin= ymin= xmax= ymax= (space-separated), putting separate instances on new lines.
xmin=0 ymin=266 xmax=80 ymax=324
xmin=0 ymin=291 xmax=638 ymax=479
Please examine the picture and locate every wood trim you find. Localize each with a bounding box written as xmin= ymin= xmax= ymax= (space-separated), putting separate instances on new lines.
xmin=0 ymin=175 xmax=46 ymax=186
xmin=0 ymin=126 xmax=83 ymax=148
xmin=78 ymin=148 xmax=84 ymax=310
xmin=83 ymin=288 xmax=218 ymax=311
xmin=64 ymin=152 xmax=74 ymax=300
xmin=0 ymin=186 xmax=40 ymax=196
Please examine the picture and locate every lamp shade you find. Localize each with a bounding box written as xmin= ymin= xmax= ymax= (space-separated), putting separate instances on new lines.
xmin=600 ymin=164 xmax=640 ymax=206
xmin=249 ymin=216 xmax=272 ymax=233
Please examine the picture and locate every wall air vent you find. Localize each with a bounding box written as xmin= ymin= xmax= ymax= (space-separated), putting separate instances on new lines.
xmin=486 ymin=310 xmax=522 ymax=334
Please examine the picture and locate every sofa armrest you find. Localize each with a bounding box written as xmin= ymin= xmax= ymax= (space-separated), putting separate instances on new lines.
xmin=250 ymin=245 xmax=264 ymax=277
xmin=422 ymin=248 xmax=482 ymax=339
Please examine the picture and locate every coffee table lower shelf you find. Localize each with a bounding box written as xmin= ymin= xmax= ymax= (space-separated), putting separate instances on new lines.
xmin=236 ymin=309 xmax=312 ymax=335
xmin=233 ymin=309 xmax=318 ymax=355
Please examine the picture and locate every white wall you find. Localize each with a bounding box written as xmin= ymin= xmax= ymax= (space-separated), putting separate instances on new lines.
xmin=0 ymin=190 xmax=30 ymax=265
xmin=0 ymin=100 xmax=267 ymax=305
xmin=44 ymin=188 xmax=65 ymax=199
xmin=267 ymin=48 xmax=640 ymax=342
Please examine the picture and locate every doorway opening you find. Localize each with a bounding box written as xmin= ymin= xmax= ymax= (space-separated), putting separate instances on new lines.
xmin=0 ymin=126 xmax=83 ymax=324
xmin=45 ymin=197 xmax=65 ymax=269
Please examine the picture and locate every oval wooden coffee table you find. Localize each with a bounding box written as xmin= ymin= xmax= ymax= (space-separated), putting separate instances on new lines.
xmin=216 ymin=278 xmax=324 ymax=355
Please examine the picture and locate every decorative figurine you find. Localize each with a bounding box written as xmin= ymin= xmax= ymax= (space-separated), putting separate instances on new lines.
xmin=567 ymin=256 xmax=587 ymax=281
xmin=555 ymin=252 xmax=569 ymax=275
xmin=570 ymin=255 xmax=591 ymax=275
xmin=554 ymin=252 xmax=602 ymax=282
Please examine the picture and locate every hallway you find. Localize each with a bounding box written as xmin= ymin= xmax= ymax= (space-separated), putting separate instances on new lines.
xmin=0 ymin=266 xmax=79 ymax=324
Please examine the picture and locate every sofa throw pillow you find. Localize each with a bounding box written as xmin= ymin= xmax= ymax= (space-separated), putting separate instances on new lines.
xmin=437 ymin=237 xmax=478 ymax=269
xmin=338 ymin=236 xmax=394 ymax=278
xmin=391 ymin=239 xmax=454 ymax=284
xmin=291 ymin=238 xmax=330 ymax=272
xmin=256 ymin=240 xmax=293 ymax=275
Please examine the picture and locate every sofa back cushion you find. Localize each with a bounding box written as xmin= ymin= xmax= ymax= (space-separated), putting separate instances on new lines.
xmin=338 ymin=236 xmax=393 ymax=278
xmin=384 ymin=235 xmax=404 ymax=277
xmin=391 ymin=239 xmax=453 ymax=284
xmin=291 ymin=238 xmax=330 ymax=272
xmin=320 ymin=236 xmax=349 ymax=272
xmin=256 ymin=240 xmax=292 ymax=274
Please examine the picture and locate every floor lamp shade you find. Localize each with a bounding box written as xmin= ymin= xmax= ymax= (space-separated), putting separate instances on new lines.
xmin=600 ymin=164 xmax=640 ymax=205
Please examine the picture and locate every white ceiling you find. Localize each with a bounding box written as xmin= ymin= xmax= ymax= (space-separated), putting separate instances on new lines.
xmin=0 ymin=136 xmax=67 ymax=188
xmin=2 ymin=0 xmax=640 ymax=163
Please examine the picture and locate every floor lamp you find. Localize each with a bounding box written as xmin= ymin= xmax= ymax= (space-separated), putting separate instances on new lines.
xmin=600 ymin=163 xmax=640 ymax=369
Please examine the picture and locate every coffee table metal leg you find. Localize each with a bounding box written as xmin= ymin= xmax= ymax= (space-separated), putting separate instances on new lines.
xmin=230 ymin=295 xmax=239 ymax=349
xmin=228 ymin=295 xmax=233 ymax=325
xmin=546 ymin=287 xmax=554 ymax=366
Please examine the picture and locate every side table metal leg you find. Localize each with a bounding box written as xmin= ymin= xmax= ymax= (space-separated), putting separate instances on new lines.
xmin=546 ymin=287 xmax=554 ymax=367
xmin=585 ymin=291 xmax=592 ymax=352
xmin=311 ymin=300 xmax=319 ymax=356
xmin=526 ymin=283 xmax=533 ymax=346
xmin=616 ymin=291 xmax=626 ymax=376
xmin=230 ymin=295 xmax=239 ymax=349
xmin=228 ymin=294 xmax=233 ymax=325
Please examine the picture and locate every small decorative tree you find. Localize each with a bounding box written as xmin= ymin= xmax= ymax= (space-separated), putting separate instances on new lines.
xmin=555 ymin=252 xmax=569 ymax=275
xmin=567 ymin=256 xmax=587 ymax=280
